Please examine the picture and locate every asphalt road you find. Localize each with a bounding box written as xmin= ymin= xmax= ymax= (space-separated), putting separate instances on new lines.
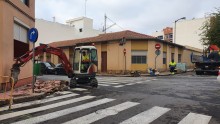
xmin=0 ymin=72 xmax=220 ymax=124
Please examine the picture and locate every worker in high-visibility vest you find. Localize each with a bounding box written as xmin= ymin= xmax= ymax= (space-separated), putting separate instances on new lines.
xmin=81 ymin=51 xmax=90 ymax=72
xmin=169 ymin=59 xmax=176 ymax=74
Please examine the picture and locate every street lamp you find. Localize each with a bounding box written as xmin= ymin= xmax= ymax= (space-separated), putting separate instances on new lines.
xmin=174 ymin=17 xmax=186 ymax=44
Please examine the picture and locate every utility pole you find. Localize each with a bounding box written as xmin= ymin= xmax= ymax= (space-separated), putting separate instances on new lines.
xmin=104 ymin=14 xmax=107 ymax=33
xmin=85 ymin=0 xmax=88 ymax=17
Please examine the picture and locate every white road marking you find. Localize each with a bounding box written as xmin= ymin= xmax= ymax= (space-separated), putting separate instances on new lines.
xmin=178 ymin=112 xmax=212 ymax=124
xmin=12 ymin=98 xmax=115 ymax=124
xmin=63 ymin=101 xmax=139 ymax=124
xmin=70 ymin=88 xmax=87 ymax=91
xmin=98 ymin=84 xmax=110 ymax=86
xmin=114 ymin=85 xmax=124 ymax=88
xmin=99 ymin=82 xmax=120 ymax=85
xmin=0 ymin=95 xmax=95 ymax=121
xmin=0 ymin=93 xmax=78 ymax=112
xmin=136 ymin=81 xmax=143 ymax=84
xmin=120 ymin=106 xmax=170 ymax=124
xmin=125 ymin=83 xmax=135 ymax=86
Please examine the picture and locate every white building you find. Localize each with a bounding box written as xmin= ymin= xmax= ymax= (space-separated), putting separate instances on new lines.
xmin=35 ymin=17 xmax=103 ymax=46
xmin=152 ymin=17 xmax=209 ymax=50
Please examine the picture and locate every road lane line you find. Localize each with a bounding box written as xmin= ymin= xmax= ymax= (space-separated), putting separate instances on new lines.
xmin=63 ymin=101 xmax=139 ymax=124
xmin=178 ymin=112 xmax=212 ymax=124
xmin=12 ymin=98 xmax=115 ymax=124
xmin=120 ymin=106 xmax=170 ymax=124
xmin=0 ymin=93 xmax=78 ymax=112
xmin=0 ymin=95 xmax=95 ymax=121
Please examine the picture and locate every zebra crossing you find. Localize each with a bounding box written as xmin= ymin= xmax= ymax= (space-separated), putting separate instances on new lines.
xmin=97 ymin=77 xmax=153 ymax=88
xmin=0 ymin=92 xmax=212 ymax=124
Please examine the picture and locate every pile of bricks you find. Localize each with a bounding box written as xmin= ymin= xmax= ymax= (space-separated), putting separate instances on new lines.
xmin=34 ymin=80 xmax=69 ymax=94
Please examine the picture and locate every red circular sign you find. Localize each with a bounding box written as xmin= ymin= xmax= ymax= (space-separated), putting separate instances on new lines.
xmin=155 ymin=43 xmax=161 ymax=49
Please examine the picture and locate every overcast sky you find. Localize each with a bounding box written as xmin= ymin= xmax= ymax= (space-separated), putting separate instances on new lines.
xmin=36 ymin=0 xmax=220 ymax=35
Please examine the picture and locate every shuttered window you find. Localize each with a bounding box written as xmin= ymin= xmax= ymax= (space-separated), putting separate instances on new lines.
xmin=14 ymin=23 xmax=29 ymax=59
xmin=131 ymin=51 xmax=147 ymax=64
xmin=14 ymin=23 xmax=28 ymax=43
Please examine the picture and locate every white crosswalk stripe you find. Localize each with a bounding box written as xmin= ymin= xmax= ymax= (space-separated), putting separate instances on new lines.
xmin=12 ymin=98 xmax=115 ymax=124
xmin=63 ymin=101 xmax=139 ymax=124
xmin=120 ymin=106 xmax=170 ymax=124
xmin=178 ymin=112 xmax=212 ymax=124
xmin=0 ymin=93 xmax=78 ymax=112
xmin=96 ymin=77 xmax=151 ymax=88
xmin=0 ymin=93 xmax=212 ymax=124
xmin=0 ymin=95 xmax=95 ymax=121
xmin=70 ymin=88 xmax=88 ymax=91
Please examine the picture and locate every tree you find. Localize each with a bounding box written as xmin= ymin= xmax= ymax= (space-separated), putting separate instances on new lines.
xmin=201 ymin=8 xmax=220 ymax=48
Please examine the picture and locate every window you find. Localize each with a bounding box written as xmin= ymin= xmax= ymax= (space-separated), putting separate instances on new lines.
xmin=169 ymin=33 xmax=173 ymax=39
xmin=91 ymin=49 xmax=97 ymax=61
xmin=79 ymin=28 xmax=83 ymax=32
xmin=14 ymin=22 xmax=29 ymax=59
xmin=20 ymin=0 xmax=29 ymax=6
xmin=163 ymin=52 xmax=167 ymax=64
xmin=131 ymin=51 xmax=147 ymax=64
xmin=171 ymin=53 xmax=175 ymax=61
xmin=157 ymin=35 xmax=163 ymax=40
xmin=178 ymin=54 xmax=182 ymax=63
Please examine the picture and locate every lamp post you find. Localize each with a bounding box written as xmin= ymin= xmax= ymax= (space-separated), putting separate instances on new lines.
xmin=174 ymin=17 xmax=186 ymax=43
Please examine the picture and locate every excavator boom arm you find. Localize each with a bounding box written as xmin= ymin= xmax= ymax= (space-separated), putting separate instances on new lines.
xmin=12 ymin=44 xmax=74 ymax=83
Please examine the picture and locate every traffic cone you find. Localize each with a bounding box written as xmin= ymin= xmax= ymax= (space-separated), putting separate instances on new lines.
xmin=217 ymin=70 xmax=220 ymax=83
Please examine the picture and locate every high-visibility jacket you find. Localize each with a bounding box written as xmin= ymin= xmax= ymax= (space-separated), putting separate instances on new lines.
xmin=169 ymin=61 xmax=176 ymax=66
xmin=82 ymin=55 xmax=89 ymax=61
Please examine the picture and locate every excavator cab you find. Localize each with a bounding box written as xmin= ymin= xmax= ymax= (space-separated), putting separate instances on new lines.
xmin=70 ymin=46 xmax=98 ymax=88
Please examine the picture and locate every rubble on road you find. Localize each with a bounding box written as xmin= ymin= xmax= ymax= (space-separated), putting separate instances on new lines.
xmin=34 ymin=80 xmax=69 ymax=94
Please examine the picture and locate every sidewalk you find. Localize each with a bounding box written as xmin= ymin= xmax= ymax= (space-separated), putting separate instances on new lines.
xmin=0 ymin=80 xmax=69 ymax=108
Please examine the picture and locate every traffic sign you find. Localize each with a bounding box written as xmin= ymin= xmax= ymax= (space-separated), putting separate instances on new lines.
xmin=155 ymin=43 xmax=161 ymax=49
xmin=155 ymin=49 xmax=161 ymax=56
xmin=28 ymin=28 xmax=38 ymax=43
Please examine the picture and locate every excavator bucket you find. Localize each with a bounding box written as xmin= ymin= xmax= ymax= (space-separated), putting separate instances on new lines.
xmin=11 ymin=64 xmax=20 ymax=85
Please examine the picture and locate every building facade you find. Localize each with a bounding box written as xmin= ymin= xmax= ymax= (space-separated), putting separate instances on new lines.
xmin=35 ymin=17 xmax=103 ymax=46
xmin=49 ymin=30 xmax=202 ymax=74
xmin=152 ymin=17 xmax=209 ymax=50
xmin=0 ymin=0 xmax=35 ymax=85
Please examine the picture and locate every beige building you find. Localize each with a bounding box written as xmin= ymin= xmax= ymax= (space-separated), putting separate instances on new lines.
xmin=49 ymin=30 xmax=201 ymax=74
xmin=152 ymin=18 xmax=209 ymax=50
xmin=0 ymin=0 xmax=35 ymax=86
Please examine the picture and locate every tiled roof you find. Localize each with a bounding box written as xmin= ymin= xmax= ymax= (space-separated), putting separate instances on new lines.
xmin=49 ymin=30 xmax=155 ymax=47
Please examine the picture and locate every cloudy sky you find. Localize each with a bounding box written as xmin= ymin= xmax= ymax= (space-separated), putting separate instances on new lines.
xmin=36 ymin=0 xmax=220 ymax=35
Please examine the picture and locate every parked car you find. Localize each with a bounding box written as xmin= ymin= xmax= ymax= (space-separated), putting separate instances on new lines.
xmin=54 ymin=63 xmax=67 ymax=75
xmin=39 ymin=62 xmax=56 ymax=74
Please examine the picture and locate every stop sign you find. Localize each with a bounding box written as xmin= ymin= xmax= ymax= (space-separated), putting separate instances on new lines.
xmin=155 ymin=43 xmax=161 ymax=49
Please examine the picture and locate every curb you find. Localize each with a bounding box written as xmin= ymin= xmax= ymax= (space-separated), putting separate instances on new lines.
xmin=0 ymin=92 xmax=46 ymax=107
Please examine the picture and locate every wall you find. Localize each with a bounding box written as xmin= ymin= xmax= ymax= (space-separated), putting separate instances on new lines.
xmin=0 ymin=0 xmax=35 ymax=79
xmin=36 ymin=17 xmax=103 ymax=46
xmin=175 ymin=18 xmax=208 ymax=49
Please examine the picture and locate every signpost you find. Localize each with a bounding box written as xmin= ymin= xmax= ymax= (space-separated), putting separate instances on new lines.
xmin=155 ymin=43 xmax=161 ymax=50
xmin=155 ymin=44 xmax=161 ymax=69
xmin=28 ymin=28 xmax=38 ymax=93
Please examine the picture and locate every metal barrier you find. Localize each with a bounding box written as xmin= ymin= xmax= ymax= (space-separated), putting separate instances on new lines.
xmin=0 ymin=76 xmax=14 ymax=109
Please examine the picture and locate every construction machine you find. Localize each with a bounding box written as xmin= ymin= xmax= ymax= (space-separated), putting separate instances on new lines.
xmin=11 ymin=44 xmax=98 ymax=88
xmin=191 ymin=45 xmax=220 ymax=75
